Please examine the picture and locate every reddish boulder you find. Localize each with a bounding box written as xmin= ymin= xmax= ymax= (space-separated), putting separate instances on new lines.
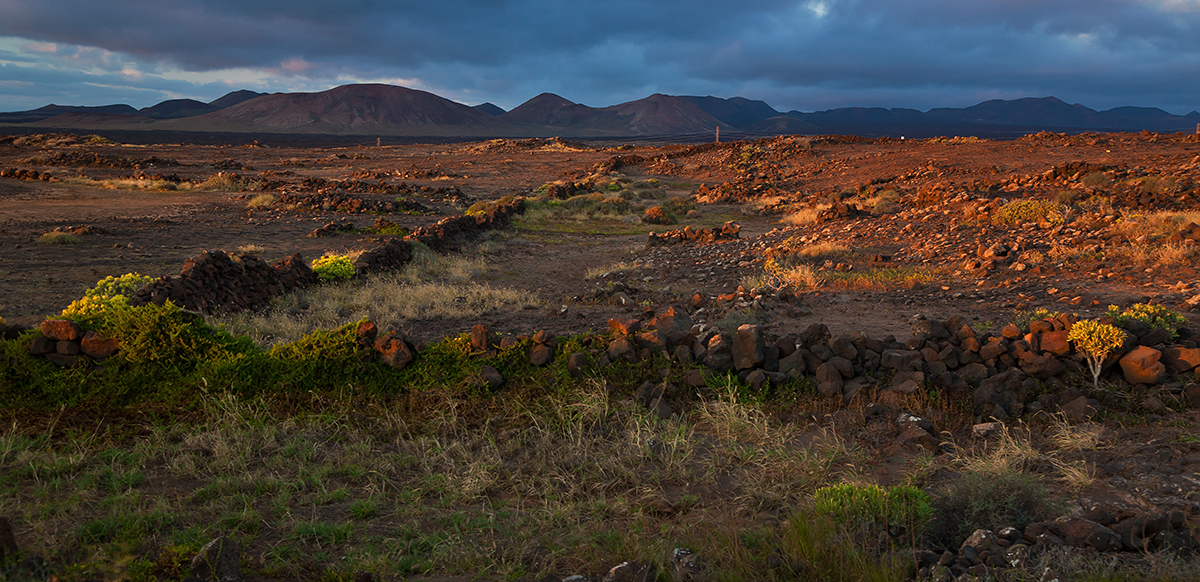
xmin=1160 ymin=347 xmax=1200 ymax=374
xmin=81 ymin=331 xmax=119 ymax=359
xmin=1039 ymin=330 xmax=1071 ymax=356
xmin=374 ymin=334 xmax=414 ymax=370
xmin=529 ymin=344 xmax=552 ymax=366
xmin=1119 ymin=346 xmax=1167 ymax=385
xmin=40 ymin=319 xmax=82 ymax=341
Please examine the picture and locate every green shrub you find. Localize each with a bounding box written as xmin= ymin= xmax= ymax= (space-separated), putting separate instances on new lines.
xmin=60 ymin=273 xmax=156 ymax=329
xmin=1012 ymin=307 xmax=1061 ymax=331
xmin=928 ymin=470 xmax=1058 ymax=550
xmin=38 ymin=231 xmax=80 ymax=244
xmin=994 ymin=200 xmax=1066 ymax=226
xmin=1106 ymin=303 xmax=1188 ymax=338
xmin=465 ymin=200 xmax=498 ymax=216
xmin=312 ymin=255 xmax=356 ymax=282
xmin=813 ymin=483 xmax=932 ymax=546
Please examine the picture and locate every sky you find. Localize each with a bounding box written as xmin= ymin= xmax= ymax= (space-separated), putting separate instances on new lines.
xmin=1 ymin=0 xmax=1199 ymax=115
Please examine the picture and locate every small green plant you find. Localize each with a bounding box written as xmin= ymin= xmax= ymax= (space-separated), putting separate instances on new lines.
xmin=1106 ymin=303 xmax=1188 ymax=338
xmin=312 ymin=255 xmax=356 ymax=282
xmin=1012 ymin=307 xmax=1061 ymax=331
xmin=813 ymin=483 xmax=932 ymax=546
xmin=1067 ymin=319 xmax=1125 ymax=388
xmin=38 ymin=231 xmax=80 ymax=244
xmin=993 ymin=199 xmax=1067 ymax=226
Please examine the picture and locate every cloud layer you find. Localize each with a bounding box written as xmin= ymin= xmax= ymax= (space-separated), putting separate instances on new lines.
xmin=1 ymin=0 xmax=1198 ymax=114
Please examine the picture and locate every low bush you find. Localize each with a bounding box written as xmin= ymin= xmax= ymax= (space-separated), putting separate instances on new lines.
xmin=642 ymin=206 xmax=673 ymax=225
xmin=312 ymin=255 xmax=356 ymax=282
xmin=927 ymin=470 xmax=1058 ymax=550
xmin=38 ymin=231 xmax=80 ymax=244
xmin=994 ymin=199 xmax=1067 ymax=226
xmin=813 ymin=483 xmax=932 ymax=546
xmin=1106 ymin=303 xmax=1188 ymax=338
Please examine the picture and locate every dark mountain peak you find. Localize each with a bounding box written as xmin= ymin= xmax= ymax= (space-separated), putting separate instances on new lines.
xmin=172 ymin=83 xmax=509 ymax=135
xmin=500 ymin=93 xmax=588 ymax=126
xmin=678 ymin=95 xmax=779 ymax=127
xmin=209 ymin=90 xmax=265 ymax=109
xmin=140 ymin=99 xmax=218 ymax=120
xmin=472 ymin=102 xmax=506 ymax=116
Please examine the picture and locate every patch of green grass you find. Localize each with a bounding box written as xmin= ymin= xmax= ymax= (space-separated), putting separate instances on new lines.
xmin=293 ymin=520 xmax=355 ymax=546
xmin=38 ymin=231 xmax=80 ymax=244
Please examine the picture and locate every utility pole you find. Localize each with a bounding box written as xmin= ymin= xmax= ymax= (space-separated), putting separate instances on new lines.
xmin=715 ymin=126 xmax=720 ymax=143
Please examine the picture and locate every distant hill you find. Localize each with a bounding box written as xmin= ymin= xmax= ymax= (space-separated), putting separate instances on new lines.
xmin=0 ymin=103 xmax=138 ymax=124
xmin=472 ymin=102 xmax=506 ymax=116
xmin=501 ymin=92 xmax=726 ymax=135
xmin=162 ymin=84 xmax=514 ymax=136
xmin=783 ymin=97 xmax=1200 ymax=137
xmin=2 ymin=84 xmax=1198 ymax=139
xmin=140 ymin=99 xmax=219 ymax=119
xmin=209 ymin=90 xmax=266 ymax=110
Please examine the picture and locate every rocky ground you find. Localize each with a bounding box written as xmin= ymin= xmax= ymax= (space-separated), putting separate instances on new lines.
xmin=2 ymin=130 xmax=1200 ymax=580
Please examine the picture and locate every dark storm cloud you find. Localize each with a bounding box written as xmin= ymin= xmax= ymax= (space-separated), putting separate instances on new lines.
xmin=0 ymin=0 xmax=1197 ymax=113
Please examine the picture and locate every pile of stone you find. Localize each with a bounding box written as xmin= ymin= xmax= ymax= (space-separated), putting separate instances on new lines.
xmin=544 ymin=180 xmax=595 ymax=199
xmin=309 ymin=218 xmax=358 ymax=237
xmin=407 ymin=197 xmax=525 ymax=250
xmin=587 ymin=306 xmax=1199 ymax=422
xmin=922 ymin=509 xmax=1197 ymax=581
xmin=27 ymin=320 xmax=119 ymax=369
xmin=130 ymin=252 xmax=317 ymax=314
xmin=130 ymin=199 xmax=525 ymax=315
xmin=274 ymin=189 xmax=432 ymax=215
xmin=18 ymin=151 xmax=177 ymax=169
xmin=0 ymin=168 xmax=52 ymax=181
xmin=646 ymin=221 xmax=741 ymax=246
xmin=816 ymin=201 xmax=867 ymax=223
xmin=352 ymin=238 xmax=413 ymax=274
xmin=594 ymin=154 xmax=645 ymax=174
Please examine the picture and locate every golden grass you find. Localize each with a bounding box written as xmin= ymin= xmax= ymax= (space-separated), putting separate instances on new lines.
xmin=779 ymin=206 xmax=825 ymax=226
xmin=246 ymin=193 xmax=275 ymax=209
xmin=1112 ymin=210 xmax=1200 ymax=240
xmin=213 ymin=248 xmax=539 ymax=346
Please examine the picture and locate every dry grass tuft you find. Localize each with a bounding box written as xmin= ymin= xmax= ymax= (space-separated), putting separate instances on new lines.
xmin=779 ymin=205 xmax=826 ymax=226
xmin=213 ymin=247 xmax=539 ymax=345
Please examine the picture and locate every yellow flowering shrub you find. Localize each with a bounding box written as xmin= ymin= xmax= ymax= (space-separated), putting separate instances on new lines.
xmin=1106 ymin=303 xmax=1188 ymax=338
xmin=994 ymin=200 xmax=1066 ymax=226
xmin=312 ymin=254 xmax=356 ymax=281
xmin=60 ymin=272 xmax=155 ymax=329
xmin=1067 ymin=319 xmax=1125 ymax=388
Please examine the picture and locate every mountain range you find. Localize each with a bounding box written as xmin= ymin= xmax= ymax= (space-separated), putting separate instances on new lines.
xmin=1 ymin=83 xmax=1197 ymax=140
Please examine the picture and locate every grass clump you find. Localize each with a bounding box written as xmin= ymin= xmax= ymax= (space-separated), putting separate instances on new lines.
xmin=993 ymin=199 xmax=1067 ymax=226
xmin=38 ymin=231 xmax=80 ymax=245
xmin=312 ymin=254 xmax=356 ymax=282
xmin=246 ymin=193 xmax=275 ymax=209
xmin=813 ymin=483 xmax=932 ymax=547
xmin=196 ymin=172 xmax=258 ymax=192
xmin=927 ymin=470 xmax=1058 ymax=550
